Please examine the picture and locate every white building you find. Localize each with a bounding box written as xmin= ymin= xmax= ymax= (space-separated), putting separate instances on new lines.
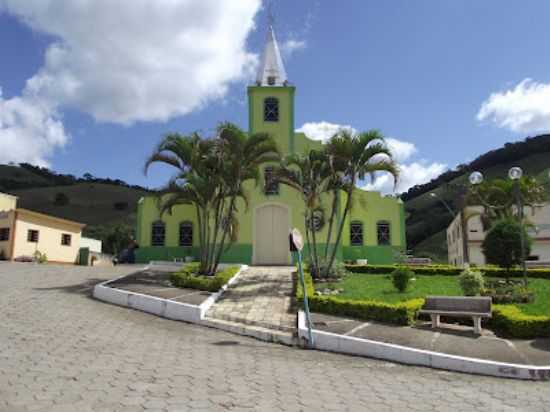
xmin=447 ymin=204 xmax=550 ymax=267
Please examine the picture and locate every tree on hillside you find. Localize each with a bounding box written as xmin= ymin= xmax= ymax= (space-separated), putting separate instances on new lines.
xmin=53 ymin=192 xmax=70 ymax=206
xmin=145 ymin=123 xmax=279 ymax=275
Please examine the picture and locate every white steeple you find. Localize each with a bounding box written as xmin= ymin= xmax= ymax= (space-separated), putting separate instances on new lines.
xmin=256 ymin=24 xmax=288 ymax=87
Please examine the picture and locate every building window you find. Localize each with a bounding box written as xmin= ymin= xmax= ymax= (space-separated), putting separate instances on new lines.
xmin=151 ymin=221 xmax=165 ymax=246
xmin=179 ymin=222 xmax=193 ymax=247
xmin=377 ymin=222 xmax=391 ymax=245
xmin=0 ymin=228 xmax=9 ymax=241
xmin=27 ymin=229 xmax=39 ymax=243
xmin=61 ymin=233 xmax=72 ymax=246
xmin=264 ymin=97 xmax=279 ymax=122
xmin=264 ymin=166 xmax=279 ymax=195
xmin=350 ymin=222 xmax=363 ymax=246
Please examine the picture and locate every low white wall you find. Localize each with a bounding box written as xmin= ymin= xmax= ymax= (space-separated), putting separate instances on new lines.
xmin=297 ymin=311 xmax=550 ymax=381
xmin=93 ymin=265 xmax=247 ymax=325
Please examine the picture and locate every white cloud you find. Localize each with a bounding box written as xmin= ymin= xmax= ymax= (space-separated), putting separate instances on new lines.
xmin=362 ymin=161 xmax=447 ymax=194
xmin=0 ymin=88 xmax=67 ymax=167
xmin=0 ymin=0 xmax=262 ymax=165
xmin=281 ymin=39 xmax=306 ymax=58
xmin=1 ymin=0 xmax=261 ymax=125
xmin=296 ymin=121 xmax=356 ymax=142
xmin=478 ymin=78 xmax=550 ymax=133
xmin=297 ymin=121 xmax=446 ymax=195
xmin=385 ymin=138 xmax=417 ymax=163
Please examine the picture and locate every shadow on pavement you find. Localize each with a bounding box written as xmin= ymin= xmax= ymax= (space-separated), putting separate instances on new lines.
xmin=530 ymin=338 xmax=550 ymax=352
xmin=33 ymin=278 xmax=106 ymax=297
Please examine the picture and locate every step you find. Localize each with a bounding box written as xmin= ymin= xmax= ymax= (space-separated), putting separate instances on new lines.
xmin=202 ymin=317 xmax=299 ymax=346
xmin=208 ymin=312 xmax=296 ymax=333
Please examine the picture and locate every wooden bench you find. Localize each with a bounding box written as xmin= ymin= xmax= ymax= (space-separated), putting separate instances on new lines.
xmin=419 ymin=296 xmax=492 ymax=334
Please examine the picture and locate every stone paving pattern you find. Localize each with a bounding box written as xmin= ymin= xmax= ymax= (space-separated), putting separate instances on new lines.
xmin=1 ymin=262 xmax=549 ymax=411
xmin=206 ymin=266 xmax=296 ymax=332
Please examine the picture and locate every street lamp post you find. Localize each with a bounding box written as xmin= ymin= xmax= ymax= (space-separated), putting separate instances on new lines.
xmin=508 ymin=167 xmax=528 ymax=286
xmin=431 ymin=191 xmax=472 ymax=267
xmin=470 ymin=168 xmax=528 ymax=286
xmin=429 ymin=192 xmax=456 ymax=218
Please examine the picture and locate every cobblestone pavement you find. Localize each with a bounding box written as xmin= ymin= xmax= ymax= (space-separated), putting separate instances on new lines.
xmin=1 ymin=262 xmax=549 ymax=412
xmin=206 ymin=266 xmax=296 ymax=332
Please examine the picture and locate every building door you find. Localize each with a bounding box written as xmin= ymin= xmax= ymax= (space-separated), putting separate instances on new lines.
xmin=254 ymin=204 xmax=290 ymax=265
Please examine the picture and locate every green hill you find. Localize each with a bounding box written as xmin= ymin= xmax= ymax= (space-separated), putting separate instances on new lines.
xmin=0 ymin=163 xmax=149 ymax=253
xmin=403 ymin=134 xmax=550 ymax=263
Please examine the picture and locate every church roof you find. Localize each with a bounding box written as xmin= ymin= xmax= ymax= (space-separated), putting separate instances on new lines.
xmin=256 ymin=25 xmax=287 ymax=86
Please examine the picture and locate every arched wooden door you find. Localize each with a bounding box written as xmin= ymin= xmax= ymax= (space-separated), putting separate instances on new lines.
xmin=254 ymin=204 xmax=290 ymax=265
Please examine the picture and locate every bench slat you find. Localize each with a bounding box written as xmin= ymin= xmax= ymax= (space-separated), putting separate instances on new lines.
xmin=419 ymin=309 xmax=491 ymax=318
xmin=422 ymin=295 xmax=491 ymax=313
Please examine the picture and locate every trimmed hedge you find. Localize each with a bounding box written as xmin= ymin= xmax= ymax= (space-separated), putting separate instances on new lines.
xmin=296 ymin=272 xmax=424 ymax=326
xmin=490 ymin=305 xmax=550 ymax=339
xmin=170 ymin=264 xmax=239 ymax=292
xmin=345 ymin=264 xmax=550 ymax=279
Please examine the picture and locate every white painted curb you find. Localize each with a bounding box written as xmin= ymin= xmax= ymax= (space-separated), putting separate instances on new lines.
xmin=93 ymin=264 xmax=248 ymax=325
xmin=297 ymin=311 xmax=550 ymax=381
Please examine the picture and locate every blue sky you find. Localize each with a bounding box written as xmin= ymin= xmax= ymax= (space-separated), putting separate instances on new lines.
xmin=1 ymin=1 xmax=549 ymax=192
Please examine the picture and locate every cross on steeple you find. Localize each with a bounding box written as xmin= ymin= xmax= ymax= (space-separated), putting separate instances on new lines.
xmin=256 ymin=1 xmax=288 ymax=87
xmin=267 ymin=0 xmax=275 ymax=28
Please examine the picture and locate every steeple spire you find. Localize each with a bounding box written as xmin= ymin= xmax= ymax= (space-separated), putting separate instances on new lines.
xmin=256 ymin=10 xmax=287 ymax=87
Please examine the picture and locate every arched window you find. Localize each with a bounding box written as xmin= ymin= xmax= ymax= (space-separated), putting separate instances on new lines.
xmin=377 ymin=221 xmax=391 ymax=245
xmin=151 ymin=220 xmax=165 ymax=246
xmin=179 ymin=221 xmax=193 ymax=247
xmin=264 ymin=166 xmax=279 ymax=195
xmin=264 ymin=97 xmax=279 ymax=122
xmin=350 ymin=221 xmax=363 ymax=246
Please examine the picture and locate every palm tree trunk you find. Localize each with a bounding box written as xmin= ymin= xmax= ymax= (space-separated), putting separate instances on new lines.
xmin=212 ymin=196 xmax=236 ymax=274
xmin=324 ymin=190 xmax=338 ymax=259
xmin=204 ymin=209 xmax=213 ymax=273
xmin=208 ymin=197 xmax=224 ymax=274
xmin=310 ymin=209 xmax=321 ymax=278
xmin=327 ymin=189 xmax=352 ymax=274
xmin=304 ymin=215 xmax=315 ymax=276
xmin=196 ymin=206 xmax=207 ymax=274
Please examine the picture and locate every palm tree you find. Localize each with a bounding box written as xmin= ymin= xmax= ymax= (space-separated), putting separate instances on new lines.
xmin=145 ymin=132 xmax=219 ymax=274
xmin=145 ymin=123 xmax=279 ymax=275
xmin=276 ymin=150 xmax=331 ymax=277
xmin=324 ymin=129 xmax=399 ymax=274
xmin=211 ymin=122 xmax=280 ymax=273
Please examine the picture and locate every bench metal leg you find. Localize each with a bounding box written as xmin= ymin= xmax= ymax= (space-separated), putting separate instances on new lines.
xmin=430 ymin=314 xmax=440 ymax=329
xmin=472 ymin=316 xmax=482 ymax=334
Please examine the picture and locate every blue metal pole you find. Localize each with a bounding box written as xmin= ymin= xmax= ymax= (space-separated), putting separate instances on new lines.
xmin=296 ymin=250 xmax=314 ymax=347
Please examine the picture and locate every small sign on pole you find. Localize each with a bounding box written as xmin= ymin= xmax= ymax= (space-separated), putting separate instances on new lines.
xmin=290 ymin=228 xmax=314 ymax=347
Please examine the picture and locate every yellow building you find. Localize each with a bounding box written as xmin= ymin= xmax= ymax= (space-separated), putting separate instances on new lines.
xmin=0 ymin=192 xmax=85 ymax=264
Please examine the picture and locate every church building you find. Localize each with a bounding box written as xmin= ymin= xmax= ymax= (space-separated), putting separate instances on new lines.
xmin=135 ymin=24 xmax=406 ymax=265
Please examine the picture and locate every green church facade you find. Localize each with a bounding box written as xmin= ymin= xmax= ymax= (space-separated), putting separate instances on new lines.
xmin=135 ymin=25 xmax=406 ymax=265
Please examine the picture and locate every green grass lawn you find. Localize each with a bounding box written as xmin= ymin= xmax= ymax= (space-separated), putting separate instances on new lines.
xmin=323 ymin=274 xmax=550 ymax=316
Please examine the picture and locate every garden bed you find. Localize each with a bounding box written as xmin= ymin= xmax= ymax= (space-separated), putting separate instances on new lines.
xmin=108 ymin=269 xmax=213 ymax=306
xmin=170 ymin=264 xmax=240 ymax=292
xmin=297 ymin=272 xmax=550 ymax=338
xmin=345 ymin=264 xmax=550 ymax=279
